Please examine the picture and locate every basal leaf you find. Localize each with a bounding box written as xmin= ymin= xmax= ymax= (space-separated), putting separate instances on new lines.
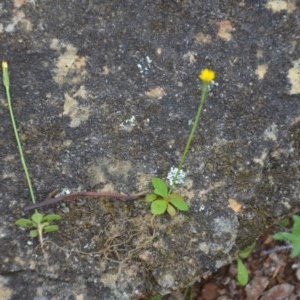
xmin=31 ymin=212 xmax=43 ymax=224
xmin=44 ymin=225 xmax=59 ymax=233
xmin=169 ymin=194 xmax=189 ymax=211
xmin=167 ymin=204 xmax=176 ymax=217
xmin=290 ymin=239 xmax=300 ymax=258
xmin=15 ymin=218 xmax=34 ymax=228
xmin=238 ymin=241 xmax=256 ymax=259
xmin=237 ymin=257 xmax=249 ymax=286
xmin=30 ymin=229 xmax=38 ymax=238
xmin=273 ymin=232 xmax=295 ymax=241
xmin=42 ymin=214 xmax=61 ymax=223
xmin=151 ymin=199 xmax=167 ymax=215
xmin=152 ymin=177 xmax=168 ymax=197
xmin=292 ymin=215 xmax=300 ymax=236
xmin=145 ymin=194 xmax=158 ymax=202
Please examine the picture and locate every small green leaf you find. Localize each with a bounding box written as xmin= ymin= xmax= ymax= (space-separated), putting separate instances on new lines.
xmin=273 ymin=232 xmax=295 ymax=241
xmin=42 ymin=214 xmax=61 ymax=222
xmin=15 ymin=218 xmax=34 ymax=228
xmin=237 ymin=257 xmax=249 ymax=286
xmin=292 ymin=215 xmax=300 ymax=236
xmin=273 ymin=231 xmax=300 ymax=258
xmin=152 ymin=177 xmax=168 ymax=197
xmin=238 ymin=241 xmax=256 ymax=259
xmin=31 ymin=212 xmax=43 ymax=224
xmin=30 ymin=229 xmax=38 ymax=238
xmin=151 ymin=199 xmax=168 ymax=215
xmin=44 ymin=225 xmax=59 ymax=233
xmin=167 ymin=204 xmax=176 ymax=217
xmin=169 ymin=194 xmax=189 ymax=211
xmin=290 ymin=240 xmax=300 ymax=258
xmin=145 ymin=194 xmax=157 ymax=202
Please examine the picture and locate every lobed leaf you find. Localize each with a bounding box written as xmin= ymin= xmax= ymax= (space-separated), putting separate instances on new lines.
xmin=145 ymin=194 xmax=157 ymax=202
xmin=237 ymin=257 xmax=249 ymax=286
xmin=292 ymin=215 xmax=300 ymax=236
xmin=30 ymin=229 xmax=38 ymax=238
xmin=238 ymin=241 xmax=256 ymax=259
xmin=290 ymin=239 xmax=300 ymax=258
xmin=273 ymin=232 xmax=296 ymax=242
xmin=31 ymin=212 xmax=43 ymax=224
xmin=42 ymin=214 xmax=61 ymax=223
xmin=167 ymin=204 xmax=176 ymax=217
xmin=169 ymin=194 xmax=189 ymax=211
xmin=15 ymin=218 xmax=34 ymax=228
xmin=44 ymin=225 xmax=59 ymax=233
xmin=152 ymin=177 xmax=168 ymax=197
xmin=151 ymin=199 xmax=167 ymax=215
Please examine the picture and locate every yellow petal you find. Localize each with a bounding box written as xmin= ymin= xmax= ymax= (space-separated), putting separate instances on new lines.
xmin=199 ymin=68 xmax=215 ymax=83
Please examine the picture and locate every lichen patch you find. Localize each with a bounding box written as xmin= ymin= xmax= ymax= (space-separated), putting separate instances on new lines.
xmin=145 ymin=86 xmax=166 ymax=99
xmin=228 ymin=198 xmax=242 ymax=213
xmin=287 ymin=58 xmax=300 ymax=94
xmin=266 ymin=0 xmax=296 ymax=13
xmin=217 ymin=20 xmax=234 ymax=41
xmin=50 ymin=39 xmax=87 ymax=85
xmin=14 ymin=0 xmax=35 ymax=8
xmin=5 ymin=10 xmax=32 ymax=32
xmin=255 ymin=64 xmax=268 ymax=80
xmin=63 ymin=91 xmax=90 ymax=128
xmin=52 ymin=43 xmax=78 ymax=84
xmin=183 ymin=51 xmax=197 ymax=64
xmin=194 ymin=32 xmax=212 ymax=44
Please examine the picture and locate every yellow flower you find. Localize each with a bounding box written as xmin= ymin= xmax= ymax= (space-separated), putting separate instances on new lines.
xmin=199 ymin=68 xmax=215 ymax=83
xmin=2 ymin=61 xmax=8 ymax=69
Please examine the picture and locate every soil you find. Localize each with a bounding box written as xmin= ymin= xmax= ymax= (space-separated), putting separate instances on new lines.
xmin=164 ymin=219 xmax=300 ymax=300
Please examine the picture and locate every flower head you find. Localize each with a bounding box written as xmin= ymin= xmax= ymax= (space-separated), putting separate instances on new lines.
xmin=2 ymin=61 xmax=8 ymax=69
xmin=199 ymin=68 xmax=215 ymax=83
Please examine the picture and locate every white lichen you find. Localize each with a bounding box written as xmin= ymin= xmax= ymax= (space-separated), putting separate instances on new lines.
xmin=120 ymin=116 xmax=136 ymax=132
xmin=167 ymin=167 xmax=187 ymax=186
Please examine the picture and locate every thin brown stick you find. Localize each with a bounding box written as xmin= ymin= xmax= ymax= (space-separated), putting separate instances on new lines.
xmin=23 ymin=191 xmax=148 ymax=211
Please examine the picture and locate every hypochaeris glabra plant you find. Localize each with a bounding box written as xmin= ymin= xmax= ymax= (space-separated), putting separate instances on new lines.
xmin=146 ymin=68 xmax=215 ymax=216
xmin=2 ymin=61 xmax=61 ymax=244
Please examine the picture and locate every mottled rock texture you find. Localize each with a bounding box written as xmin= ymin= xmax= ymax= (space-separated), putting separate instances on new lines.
xmin=0 ymin=0 xmax=299 ymax=299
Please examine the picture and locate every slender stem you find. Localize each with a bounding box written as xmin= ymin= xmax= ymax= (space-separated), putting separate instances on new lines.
xmin=2 ymin=62 xmax=36 ymax=204
xmin=169 ymin=82 xmax=209 ymax=194
xmin=24 ymin=190 xmax=149 ymax=211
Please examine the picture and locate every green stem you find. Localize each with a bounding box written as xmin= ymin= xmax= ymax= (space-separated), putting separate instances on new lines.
xmin=3 ymin=63 xmax=36 ymax=204
xmin=169 ymin=82 xmax=209 ymax=194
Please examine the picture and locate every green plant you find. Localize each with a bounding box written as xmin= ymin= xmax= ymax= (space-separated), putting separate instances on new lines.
xmin=236 ymin=241 xmax=256 ymax=286
xmin=2 ymin=61 xmax=61 ymax=243
xmin=15 ymin=212 xmax=61 ymax=244
xmin=145 ymin=177 xmax=188 ymax=216
xmin=146 ymin=68 xmax=215 ymax=216
xmin=273 ymin=214 xmax=300 ymax=258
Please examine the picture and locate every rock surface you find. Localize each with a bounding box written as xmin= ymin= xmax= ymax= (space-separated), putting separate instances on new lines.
xmin=0 ymin=0 xmax=299 ymax=299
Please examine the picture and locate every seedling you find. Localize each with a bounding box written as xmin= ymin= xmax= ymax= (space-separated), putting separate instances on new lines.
xmin=236 ymin=241 xmax=256 ymax=286
xmin=15 ymin=212 xmax=61 ymax=244
xmin=146 ymin=69 xmax=215 ymax=216
xmin=273 ymin=214 xmax=300 ymax=258
xmin=145 ymin=177 xmax=188 ymax=216
xmin=2 ymin=61 xmax=61 ymax=243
